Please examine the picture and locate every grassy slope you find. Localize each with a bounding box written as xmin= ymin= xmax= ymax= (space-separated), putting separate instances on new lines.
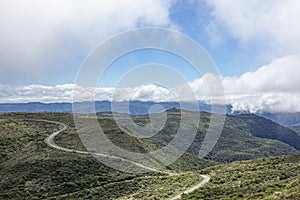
xmin=182 ymin=155 xmax=300 ymax=200
xmin=0 ymin=113 xmax=145 ymax=199
xmin=236 ymin=114 xmax=300 ymax=151
xmin=55 ymin=113 xmax=214 ymax=171
xmin=0 ymin=113 xmax=208 ymax=199
xmin=141 ymin=110 xmax=299 ymax=162
xmin=56 ymin=110 xmax=300 ymax=163
xmin=1 ymin=111 xmax=300 ymax=199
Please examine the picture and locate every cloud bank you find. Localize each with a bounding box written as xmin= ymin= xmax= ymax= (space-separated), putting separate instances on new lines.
xmin=1 ymin=54 xmax=300 ymax=113
xmin=224 ymin=55 xmax=300 ymax=113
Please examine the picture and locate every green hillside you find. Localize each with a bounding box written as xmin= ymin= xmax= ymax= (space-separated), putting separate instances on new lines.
xmin=182 ymin=155 xmax=300 ymax=199
xmin=57 ymin=110 xmax=300 ymax=163
xmin=0 ymin=111 xmax=299 ymax=199
xmin=0 ymin=113 xmax=209 ymax=199
xmin=141 ymin=110 xmax=299 ymax=162
xmin=236 ymin=114 xmax=300 ymax=151
xmin=205 ymin=113 xmax=300 ymax=162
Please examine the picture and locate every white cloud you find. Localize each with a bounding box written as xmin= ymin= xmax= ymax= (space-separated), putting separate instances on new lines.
xmin=130 ymin=84 xmax=176 ymax=102
xmin=1 ymin=54 xmax=300 ymax=113
xmin=224 ymin=55 xmax=300 ymax=113
xmin=0 ymin=0 xmax=174 ymax=84
xmin=207 ymin=0 xmax=300 ymax=54
xmin=223 ymin=55 xmax=300 ymax=94
xmin=0 ymin=84 xmax=73 ymax=103
xmin=230 ymin=93 xmax=300 ymax=114
xmin=0 ymin=83 xmax=176 ymax=103
xmin=187 ymin=54 xmax=300 ymax=113
xmin=202 ymin=1 xmax=300 ymax=113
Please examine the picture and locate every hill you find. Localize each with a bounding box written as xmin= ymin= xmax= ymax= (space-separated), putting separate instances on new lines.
xmin=0 ymin=112 xmax=212 ymax=199
xmin=182 ymin=155 xmax=300 ymax=199
xmin=48 ymin=109 xmax=300 ymax=162
xmin=140 ymin=109 xmax=299 ymax=162
xmin=259 ymin=112 xmax=300 ymax=126
xmin=0 ymin=111 xmax=299 ymax=199
xmin=57 ymin=109 xmax=300 ymax=162
xmin=289 ymin=125 xmax=300 ymax=136
xmin=235 ymin=114 xmax=300 ymax=151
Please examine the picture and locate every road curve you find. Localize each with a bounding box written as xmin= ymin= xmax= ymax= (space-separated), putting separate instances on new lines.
xmin=43 ymin=119 xmax=160 ymax=172
xmin=45 ymin=120 xmax=89 ymax=154
xmin=41 ymin=119 xmax=209 ymax=198
xmin=170 ymin=175 xmax=210 ymax=200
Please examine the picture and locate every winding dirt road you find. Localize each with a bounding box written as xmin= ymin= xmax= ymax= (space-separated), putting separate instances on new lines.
xmin=43 ymin=119 xmax=159 ymax=172
xmin=42 ymin=119 xmax=210 ymax=199
xmin=170 ymin=175 xmax=210 ymax=200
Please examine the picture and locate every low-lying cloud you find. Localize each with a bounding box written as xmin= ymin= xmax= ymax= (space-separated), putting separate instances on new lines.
xmin=223 ymin=55 xmax=300 ymax=113
xmin=1 ymin=54 xmax=300 ymax=113
xmin=190 ymin=55 xmax=300 ymax=113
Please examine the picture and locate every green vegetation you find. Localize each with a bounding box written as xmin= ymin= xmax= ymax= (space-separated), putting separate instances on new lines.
xmin=182 ymin=155 xmax=300 ymax=199
xmin=52 ymin=110 xmax=300 ymax=163
xmin=0 ymin=114 xmax=60 ymax=161
xmin=235 ymin=114 xmax=300 ymax=151
xmin=117 ymin=172 xmax=203 ymax=200
xmin=141 ymin=110 xmax=299 ymax=162
xmin=0 ymin=111 xmax=299 ymax=199
xmin=0 ymin=112 xmax=206 ymax=199
xmin=0 ymin=113 xmax=142 ymax=199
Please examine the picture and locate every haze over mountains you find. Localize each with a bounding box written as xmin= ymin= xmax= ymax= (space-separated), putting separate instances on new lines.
xmin=0 ymin=101 xmax=224 ymax=114
xmin=1 ymin=101 xmax=300 ymax=127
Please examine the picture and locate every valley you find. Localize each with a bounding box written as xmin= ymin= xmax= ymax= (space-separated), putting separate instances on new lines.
xmin=0 ymin=111 xmax=299 ymax=199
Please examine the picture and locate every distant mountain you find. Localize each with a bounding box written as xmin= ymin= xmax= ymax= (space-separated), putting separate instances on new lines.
xmin=231 ymin=110 xmax=300 ymax=127
xmin=289 ymin=125 xmax=300 ymax=136
xmin=258 ymin=112 xmax=300 ymax=126
xmin=2 ymin=101 xmax=300 ymax=127
xmin=0 ymin=101 xmax=231 ymax=115
xmin=0 ymin=102 xmax=72 ymax=112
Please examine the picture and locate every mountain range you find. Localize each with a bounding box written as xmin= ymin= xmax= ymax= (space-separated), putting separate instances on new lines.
xmin=1 ymin=101 xmax=300 ymax=127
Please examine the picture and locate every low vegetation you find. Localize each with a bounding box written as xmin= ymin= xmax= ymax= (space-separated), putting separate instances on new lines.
xmin=0 ymin=113 xmax=206 ymax=199
xmin=182 ymin=155 xmax=300 ymax=199
xmin=0 ymin=111 xmax=299 ymax=199
xmin=140 ymin=110 xmax=300 ymax=162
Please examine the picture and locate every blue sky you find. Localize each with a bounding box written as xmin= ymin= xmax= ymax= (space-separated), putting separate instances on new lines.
xmin=0 ymin=0 xmax=300 ymax=113
xmin=168 ymin=0 xmax=278 ymax=77
xmin=99 ymin=49 xmax=199 ymax=87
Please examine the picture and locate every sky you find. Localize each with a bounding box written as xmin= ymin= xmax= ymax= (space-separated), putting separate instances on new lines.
xmin=0 ymin=0 xmax=300 ymax=113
